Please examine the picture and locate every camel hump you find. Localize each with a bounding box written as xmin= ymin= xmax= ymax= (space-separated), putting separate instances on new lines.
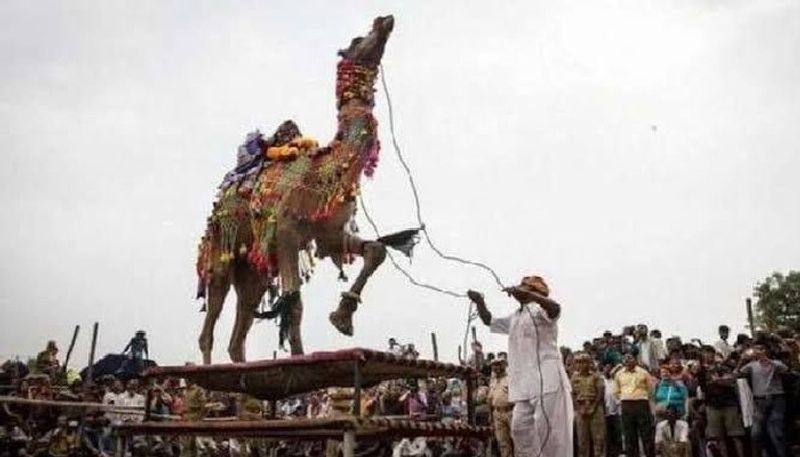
xmin=217 ymin=121 xmax=318 ymax=193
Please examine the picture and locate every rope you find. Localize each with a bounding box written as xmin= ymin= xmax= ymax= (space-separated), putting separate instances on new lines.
xmin=358 ymin=194 xmax=464 ymax=299
xmin=360 ymin=194 xmax=478 ymax=368
xmin=379 ymin=64 xmax=507 ymax=291
xmin=524 ymin=306 xmax=552 ymax=457
xmin=378 ymin=64 xmax=554 ymax=457
xmin=462 ymin=302 xmax=478 ymax=363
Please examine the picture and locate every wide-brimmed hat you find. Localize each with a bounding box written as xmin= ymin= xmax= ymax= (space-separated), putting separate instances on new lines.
xmin=519 ymin=275 xmax=549 ymax=297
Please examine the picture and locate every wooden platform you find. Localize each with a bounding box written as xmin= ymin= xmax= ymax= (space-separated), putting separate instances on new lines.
xmin=120 ymin=349 xmax=484 ymax=457
xmin=144 ymin=348 xmax=477 ymax=401
xmin=115 ymin=416 xmax=491 ymax=440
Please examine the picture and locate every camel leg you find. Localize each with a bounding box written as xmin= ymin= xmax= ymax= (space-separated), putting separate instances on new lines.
xmin=228 ymin=264 xmax=267 ymax=362
xmin=288 ymin=294 xmax=305 ymax=355
xmin=198 ymin=270 xmax=230 ymax=364
xmin=329 ymin=234 xmax=386 ymax=336
xmin=277 ymin=241 xmax=304 ymax=355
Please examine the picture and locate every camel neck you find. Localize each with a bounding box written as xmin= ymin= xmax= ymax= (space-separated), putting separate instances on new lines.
xmin=335 ymin=59 xmax=378 ymax=112
xmin=332 ymin=59 xmax=381 ymax=177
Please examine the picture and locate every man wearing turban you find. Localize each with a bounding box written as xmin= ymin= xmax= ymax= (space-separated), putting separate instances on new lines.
xmin=468 ymin=275 xmax=573 ymax=457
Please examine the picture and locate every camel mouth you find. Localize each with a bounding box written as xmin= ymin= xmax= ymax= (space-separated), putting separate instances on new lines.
xmin=373 ymin=15 xmax=394 ymax=35
xmin=338 ymin=15 xmax=394 ymax=67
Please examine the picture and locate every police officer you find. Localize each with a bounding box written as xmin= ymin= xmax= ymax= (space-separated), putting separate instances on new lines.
xmin=488 ymin=353 xmax=513 ymax=457
xmin=571 ymin=352 xmax=606 ymax=457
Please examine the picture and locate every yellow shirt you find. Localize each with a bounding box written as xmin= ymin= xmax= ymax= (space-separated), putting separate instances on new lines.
xmin=614 ymin=366 xmax=652 ymax=401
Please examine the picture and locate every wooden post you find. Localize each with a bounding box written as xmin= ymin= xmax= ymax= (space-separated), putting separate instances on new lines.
xmin=466 ymin=375 xmax=476 ymax=426
xmin=352 ymin=360 xmax=362 ymax=417
xmin=342 ymin=429 xmax=356 ymax=457
xmin=430 ymin=332 xmax=439 ymax=362
xmin=62 ymin=325 xmax=80 ymax=372
xmin=268 ymin=350 xmax=278 ymax=418
xmin=86 ymin=322 xmax=99 ymax=385
xmin=746 ymin=298 xmax=755 ymax=336
xmin=469 ymin=327 xmax=479 ymax=368
xmin=115 ymin=435 xmax=125 ymax=457
xmin=144 ymin=382 xmax=153 ymax=421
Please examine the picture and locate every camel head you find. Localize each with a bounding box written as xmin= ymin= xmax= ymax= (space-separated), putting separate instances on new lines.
xmin=338 ymin=15 xmax=394 ymax=68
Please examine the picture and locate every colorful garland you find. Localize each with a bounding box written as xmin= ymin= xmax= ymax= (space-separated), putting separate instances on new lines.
xmin=335 ymin=59 xmax=378 ymax=109
xmin=197 ymin=59 xmax=382 ymax=296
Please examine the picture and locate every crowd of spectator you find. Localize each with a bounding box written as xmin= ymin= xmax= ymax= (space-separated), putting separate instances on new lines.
xmin=0 ymin=338 xmax=489 ymax=457
xmin=559 ymin=324 xmax=800 ymax=457
xmin=2 ymin=327 xmax=800 ymax=457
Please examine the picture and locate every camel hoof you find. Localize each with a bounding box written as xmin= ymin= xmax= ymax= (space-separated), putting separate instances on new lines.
xmin=329 ymin=310 xmax=354 ymax=336
xmin=330 ymin=293 xmax=359 ymax=336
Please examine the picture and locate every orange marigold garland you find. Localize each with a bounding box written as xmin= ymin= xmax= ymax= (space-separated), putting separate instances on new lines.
xmin=197 ymin=59 xmax=382 ymax=295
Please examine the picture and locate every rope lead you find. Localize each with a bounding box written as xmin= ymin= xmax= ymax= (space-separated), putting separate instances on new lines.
xmin=378 ymin=64 xmax=508 ymax=292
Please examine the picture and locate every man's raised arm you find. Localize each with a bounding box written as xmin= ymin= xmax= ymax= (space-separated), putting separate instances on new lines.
xmin=467 ymin=290 xmax=492 ymax=326
xmin=504 ymin=286 xmax=561 ymax=320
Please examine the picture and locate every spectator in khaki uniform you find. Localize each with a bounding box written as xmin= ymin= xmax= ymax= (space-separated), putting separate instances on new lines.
xmin=488 ymin=354 xmax=513 ymax=457
xmin=181 ymin=380 xmax=208 ymax=457
xmin=571 ymin=352 xmax=605 ymax=457
xmin=237 ymin=395 xmax=265 ymax=456
xmin=35 ymin=340 xmax=60 ymax=378
xmin=41 ymin=416 xmax=80 ymax=457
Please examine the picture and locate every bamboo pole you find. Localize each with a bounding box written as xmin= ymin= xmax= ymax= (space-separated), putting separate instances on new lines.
xmin=86 ymin=322 xmax=99 ymax=384
xmin=342 ymin=429 xmax=356 ymax=457
xmin=746 ymin=298 xmax=755 ymax=336
xmin=430 ymin=332 xmax=439 ymax=362
xmin=268 ymin=350 xmax=278 ymax=418
xmin=62 ymin=325 xmax=80 ymax=372
xmin=469 ymin=327 xmax=477 ymax=367
xmin=0 ymin=395 xmax=142 ymax=412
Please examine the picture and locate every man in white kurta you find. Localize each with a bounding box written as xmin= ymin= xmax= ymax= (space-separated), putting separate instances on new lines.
xmin=469 ymin=275 xmax=573 ymax=457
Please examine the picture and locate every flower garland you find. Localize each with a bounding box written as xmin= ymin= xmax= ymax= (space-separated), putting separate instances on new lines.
xmin=197 ymin=59 xmax=382 ymax=290
xmin=265 ymin=136 xmax=319 ymax=161
xmin=336 ymin=59 xmax=378 ymax=109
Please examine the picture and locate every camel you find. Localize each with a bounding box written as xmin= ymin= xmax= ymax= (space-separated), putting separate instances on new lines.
xmin=196 ymin=16 xmax=396 ymax=363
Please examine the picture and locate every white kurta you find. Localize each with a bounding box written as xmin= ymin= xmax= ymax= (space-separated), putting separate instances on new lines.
xmin=714 ymin=339 xmax=734 ymax=358
xmin=491 ymin=304 xmax=573 ymax=457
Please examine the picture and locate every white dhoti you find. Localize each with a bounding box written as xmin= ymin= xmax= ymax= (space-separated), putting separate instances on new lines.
xmin=511 ymin=387 xmax=574 ymax=457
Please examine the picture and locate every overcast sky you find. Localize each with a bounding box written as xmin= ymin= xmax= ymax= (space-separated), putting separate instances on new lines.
xmin=1 ymin=1 xmax=799 ymax=367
